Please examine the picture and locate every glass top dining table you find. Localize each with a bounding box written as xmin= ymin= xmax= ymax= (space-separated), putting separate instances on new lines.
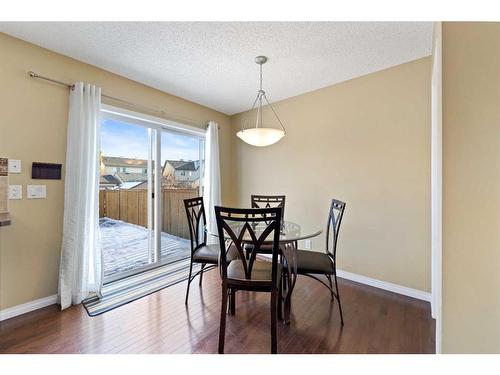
xmin=208 ymin=220 xmax=322 ymax=244
xmin=208 ymin=220 xmax=322 ymax=324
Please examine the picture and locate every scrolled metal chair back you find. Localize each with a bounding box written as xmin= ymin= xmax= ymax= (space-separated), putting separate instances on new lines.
xmin=325 ymin=199 xmax=346 ymax=261
xmin=215 ymin=206 xmax=282 ymax=284
xmin=184 ymin=197 xmax=207 ymax=253
xmin=251 ymin=195 xmax=286 ymax=221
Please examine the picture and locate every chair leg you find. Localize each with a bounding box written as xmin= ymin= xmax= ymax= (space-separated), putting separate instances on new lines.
xmin=326 ymin=274 xmax=334 ymax=301
xmin=230 ymin=288 xmax=236 ymax=315
xmin=282 ymin=269 xmax=292 ymax=324
xmin=277 ymin=274 xmax=283 ymax=321
xmin=271 ymin=289 xmax=278 ymax=354
xmin=199 ymin=263 xmax=205 ymax=286
xmin=218 ymin=284 xmax=228 ymax=354
xmin=333 ymin=272 xmax=344 ymax=325
xmin=185 ymin=261 xmax=194 ymax=305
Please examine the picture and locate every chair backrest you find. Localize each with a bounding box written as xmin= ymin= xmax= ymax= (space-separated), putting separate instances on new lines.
xmin=325 ymin=199 xmax=346 ymax=260
xmin=251 ymin=195 xmax=286 ymax=221
xmin=215 ymin=206 xmax=282 ymax=284
xmin=184 ymin=197 xmax=207 ymax=253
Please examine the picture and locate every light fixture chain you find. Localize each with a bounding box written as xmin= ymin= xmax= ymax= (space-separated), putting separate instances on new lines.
xmin=260 ymin=63 xmax=263 ymax=91
xmin=255 ymin=97 xmax=261 ymax=129
xmin=263 ymin=94 xmax=286 ymax=132
xmin=244 ymin=91 xmax=263 ymax=131
xmin=259 ymin=93 xmax=263 ymax=128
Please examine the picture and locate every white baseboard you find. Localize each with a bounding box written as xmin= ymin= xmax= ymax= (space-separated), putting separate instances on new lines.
xmin=336 ymin=269 xmax=432 ymax=302
xmin=0 ymin=295 xmax=58 ymax=321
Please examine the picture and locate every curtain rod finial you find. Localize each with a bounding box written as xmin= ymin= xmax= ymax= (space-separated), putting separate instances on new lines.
xmin=28 ymin=71 xmax=38 ymax=78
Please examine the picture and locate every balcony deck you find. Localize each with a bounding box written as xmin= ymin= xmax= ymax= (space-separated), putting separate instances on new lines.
xmin=100 ymin=217 xmax=191 ymax=277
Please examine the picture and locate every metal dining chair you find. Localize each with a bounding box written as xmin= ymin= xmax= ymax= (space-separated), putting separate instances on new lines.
xmin=291 ymin=198 xmax=346 ymax=325
xmin=244 ymin=194 xmax=286 ymax=259
xmin=183 ymin=197 xmax=238 ymax=304
xmin=215 ymin=206 xmax=283 ymax=354
xmin=251 ymin=195 xmax=286 ymax=217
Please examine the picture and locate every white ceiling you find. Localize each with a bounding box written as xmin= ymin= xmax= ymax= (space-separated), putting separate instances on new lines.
xmin=0 ymin=22 xmax=433 ymax=115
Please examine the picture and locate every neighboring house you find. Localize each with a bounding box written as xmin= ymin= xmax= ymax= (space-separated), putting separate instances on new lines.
xmin=100 ymin=156 xmax=149 ymax=190
xmin=100 ymin=157 xmax=202 ymax=190
xmin=101 ymin=156 xmax=148 ymax=175
xmin=162 ymin=159 xmax=200 ymax=183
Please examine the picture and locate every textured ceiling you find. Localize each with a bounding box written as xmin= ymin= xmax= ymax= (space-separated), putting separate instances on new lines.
xmin=0 ymin=22 xmax=433 ymax=115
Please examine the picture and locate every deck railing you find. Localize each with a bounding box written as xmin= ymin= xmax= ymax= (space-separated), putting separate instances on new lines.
xmin=99 ymin=188 xmax=199 ymax=239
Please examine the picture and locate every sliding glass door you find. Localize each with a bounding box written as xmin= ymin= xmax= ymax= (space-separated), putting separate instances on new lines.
xmin=99 ymin=106 xmax=204 ymax=283
xmin=159 ymin=130 xmax=204 ymax=265
xmin=99 ymin=116 xmax=158 ymax=282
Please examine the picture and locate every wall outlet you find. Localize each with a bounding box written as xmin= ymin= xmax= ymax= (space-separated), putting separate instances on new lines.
xmin=304 ymin=239 xmax=312 ymax=250
xmin=8 ymin=159 xmax=21 ymax=174
xmin=8 ymin=185 xmax=22 ymax=200
xmin=27 ymin=185 xmax=46 ymax=199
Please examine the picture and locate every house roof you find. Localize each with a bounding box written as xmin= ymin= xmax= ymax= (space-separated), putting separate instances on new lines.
xmin=176 ymin=161 xmax=198 ymax=171
xmin=115 ymin=172 xmax=148 ymax=183
xmin=115 ymin=181 xmax=145 ymax=190
xmin=102 ymin=156 xmax=148 ymax=168
xmin=164 ymin=160 xmax=199 ymax=172
xmin=129 ymin=181 xmax=148 ymax=190
xmin=164 ymin=160 xmax=186 ymax=169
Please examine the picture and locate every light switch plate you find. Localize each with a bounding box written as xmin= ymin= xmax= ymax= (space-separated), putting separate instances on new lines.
xmin=8 ymin=159 xmax=21 ymax=173
xmin=8 ymin=185 xmax=22 ymax=199
xmin=27 ymin=185 xmax=46 ymax=199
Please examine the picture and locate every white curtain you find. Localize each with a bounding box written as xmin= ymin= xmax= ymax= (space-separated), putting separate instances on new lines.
xmin=58 ymin=82 xmax=102 ymax=310
xmin=203 ymin=121 xmax=221 ymax=245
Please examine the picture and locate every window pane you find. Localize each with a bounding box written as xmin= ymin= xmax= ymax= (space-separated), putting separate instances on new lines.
xmin=99 ymin=118 xmax=155 ymax=279
xmin=160 ymin=131 xmax=204 ymax=263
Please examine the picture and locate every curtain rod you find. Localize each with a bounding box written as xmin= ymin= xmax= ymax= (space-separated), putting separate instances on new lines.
xmin=27 ymin=71 xmax=211 ymax=129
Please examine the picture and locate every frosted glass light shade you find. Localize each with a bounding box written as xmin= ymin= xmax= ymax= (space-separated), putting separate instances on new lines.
xmin=236 ymin=128 xmax=285 ymax=147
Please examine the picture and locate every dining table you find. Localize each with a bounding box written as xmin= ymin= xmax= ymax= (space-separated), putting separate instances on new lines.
xmin=209 ymin=220 xmax=322 ymax=324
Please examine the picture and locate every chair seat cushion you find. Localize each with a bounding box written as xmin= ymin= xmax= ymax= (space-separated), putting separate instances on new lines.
xmin=244 ymin=243 xmax=274 ymax=255
xmin=193 ymin=244 xmax=239 ymax=264
xmin=227 ymin=260 xmax=282 ymax=282
xmin=293 ymin=249 xmax=335 ymax=274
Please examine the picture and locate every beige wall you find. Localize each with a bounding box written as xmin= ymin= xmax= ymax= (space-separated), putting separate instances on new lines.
xmin=231 ymin=58 xmax=431 ymax=292
xmin=442 ymin=23 xmax=500 ymax=353
xmin=0 ymin=33 xmax=233 ymax=310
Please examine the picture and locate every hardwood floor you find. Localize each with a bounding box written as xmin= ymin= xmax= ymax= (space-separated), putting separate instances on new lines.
xmin=0 ymin=270 xmax=435 ymax=354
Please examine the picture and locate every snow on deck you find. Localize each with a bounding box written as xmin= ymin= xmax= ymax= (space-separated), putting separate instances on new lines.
xmin=100 ymin=217 xmax=191 ymax=277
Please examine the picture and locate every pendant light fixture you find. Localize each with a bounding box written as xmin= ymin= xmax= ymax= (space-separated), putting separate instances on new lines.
xmin=237 ymin=56 xmax=286 ymax=147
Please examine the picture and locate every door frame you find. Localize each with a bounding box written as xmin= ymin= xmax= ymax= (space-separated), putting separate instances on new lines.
xmin=100 ymin=104 xmax=206 ymax=284
xmin=431 ymin=21 xmax=443 ymax=354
